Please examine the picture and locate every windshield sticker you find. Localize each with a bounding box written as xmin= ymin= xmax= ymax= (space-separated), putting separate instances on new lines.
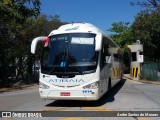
xmin=60 ymin=61 xmax=66 ymax=67
xmin=71 ymin=37 xmax=94 ymax=45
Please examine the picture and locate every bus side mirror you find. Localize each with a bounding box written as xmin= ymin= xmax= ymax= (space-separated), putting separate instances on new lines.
xmin=31 ymin=36 xmax=47 ymax=54
xmin=95 ymin=33 xmax=102 ymax=51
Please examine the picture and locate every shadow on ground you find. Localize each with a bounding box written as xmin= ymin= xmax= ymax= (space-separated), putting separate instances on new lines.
xmin=45 ymin=79 xmax=126 ymax=107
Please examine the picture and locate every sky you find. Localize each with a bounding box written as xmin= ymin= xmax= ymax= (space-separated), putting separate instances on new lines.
xmin=40 ymin=0 xmax=144 ymax=34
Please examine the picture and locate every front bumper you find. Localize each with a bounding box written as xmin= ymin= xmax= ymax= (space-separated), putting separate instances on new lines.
xmin=39 ymin=88 xmax=99 ymax=101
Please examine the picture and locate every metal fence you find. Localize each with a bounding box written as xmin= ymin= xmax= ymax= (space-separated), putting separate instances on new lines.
xmin=140 ymin=62 xmax=160 ymax=81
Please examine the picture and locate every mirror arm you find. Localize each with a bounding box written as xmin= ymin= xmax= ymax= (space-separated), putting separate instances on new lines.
xmin=31 ymin=36 xmax=47 ymax=54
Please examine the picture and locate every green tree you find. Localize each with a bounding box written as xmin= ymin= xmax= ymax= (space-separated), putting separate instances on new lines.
xmin=131 ymin=10 xmax=160 ymax=61
xmin=107 ymin=21 xmax=132 ymax=48
xmin=0 ymin=0 xmax=41 ymax=87
xmin=108 ymin=0 xmax=160 ymax=62
xmin=0 ymin=12 xmax=67 ymax=87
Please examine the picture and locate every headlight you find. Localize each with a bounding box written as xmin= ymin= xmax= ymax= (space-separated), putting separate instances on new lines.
xmin=39 ymin=82 xmax=50 ymax=89
xmin=83 ymin=81 xmax=99 ymax=89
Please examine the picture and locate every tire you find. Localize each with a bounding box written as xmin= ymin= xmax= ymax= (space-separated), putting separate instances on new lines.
xmin=107 ymin=78 xmax=111 ymax=93
xmin=120 ymin=73 xmax=123 ymax=80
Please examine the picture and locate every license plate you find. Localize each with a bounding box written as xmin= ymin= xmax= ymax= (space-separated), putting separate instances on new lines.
xmin=60 ymin=92 xmax=70 ymax=96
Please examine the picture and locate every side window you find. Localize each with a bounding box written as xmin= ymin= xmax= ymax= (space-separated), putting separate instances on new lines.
xmin=132 ymin=52 xmax=137 ymax=61
xmin=114 ymin=54 xmax=120 ymax=62
xmin=100 ymin=37 xmax=111 ymax=70
xmin=119 ymin=54 xmax=123 ymax=63
xmin=104 ymin=45 xmax=110 ymax=56
xmin=41 ymin=47 xmax=49 ymax=67
xmin=100 ymin=44 xmax=105 ymax=70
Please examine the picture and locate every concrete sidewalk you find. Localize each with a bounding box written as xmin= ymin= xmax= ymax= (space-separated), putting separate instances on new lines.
xmin=124 ymin=74 xmax=160 ymax=85
xmin=124 ymin=74 xmax=138 ymax=80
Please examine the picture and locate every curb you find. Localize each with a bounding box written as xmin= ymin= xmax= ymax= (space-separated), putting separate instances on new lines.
xmin=124 ymin=75 xmax=160 ymax=85
xmin=124 ymin=76 xmax=133 ymax=80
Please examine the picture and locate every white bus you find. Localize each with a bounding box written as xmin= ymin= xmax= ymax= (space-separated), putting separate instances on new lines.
xmin=31 ymin=23 xmax=124 ymax=101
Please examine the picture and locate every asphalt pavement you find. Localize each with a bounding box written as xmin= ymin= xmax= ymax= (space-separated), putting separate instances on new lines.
xmin=0 ymin=78 xmax=160 ymax=120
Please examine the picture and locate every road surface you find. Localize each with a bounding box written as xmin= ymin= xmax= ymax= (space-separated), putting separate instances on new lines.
xmin=0 ymin=79 xmax=160 ymax=120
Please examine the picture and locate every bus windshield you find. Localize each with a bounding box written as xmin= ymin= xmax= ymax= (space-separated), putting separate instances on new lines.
xmin=41 ymin=33 xmax=99 ymax=76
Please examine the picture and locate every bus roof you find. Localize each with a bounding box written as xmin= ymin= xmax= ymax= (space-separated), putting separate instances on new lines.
xmin=48 ymin=22 xmax=119 ymax=49
xmin=49 ymin=22 xmax=102 ymax=36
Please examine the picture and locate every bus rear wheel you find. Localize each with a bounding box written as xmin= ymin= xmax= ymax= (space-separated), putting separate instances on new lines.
xmin=107 ymin=78 xmax=111 ymax=94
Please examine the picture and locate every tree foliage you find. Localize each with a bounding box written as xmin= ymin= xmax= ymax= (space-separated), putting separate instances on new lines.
xmin=132 ymin=10 xmax=160 ymax=60
xmin=108 ymin=0 xmax=160 ymax=62
xmin=0 ymin=0 xmax=67 ymax=87
xmin=0 ymin=0 xmax=40 ymax=21
xmin=0 ymin=0 xmax=41 ymax=87
xmin=130 ymin=0 xmax=160 ymax=61
xmin=107 ymin=21 xmax=132 ymax=48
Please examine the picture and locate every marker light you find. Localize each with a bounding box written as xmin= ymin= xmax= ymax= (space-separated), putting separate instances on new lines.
xmin=44 ymin=37 xmax=49 ymax=47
